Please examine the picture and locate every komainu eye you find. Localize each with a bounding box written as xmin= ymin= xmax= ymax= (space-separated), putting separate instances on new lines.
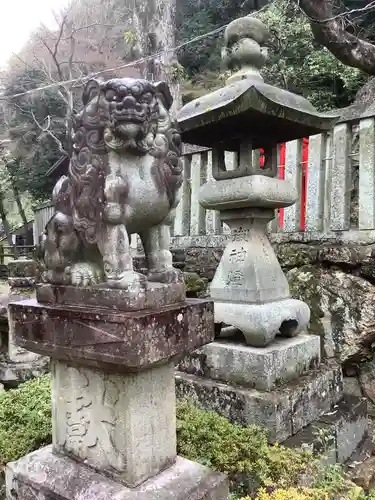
xmin=141 ymin=92 xmax=153 ymax=104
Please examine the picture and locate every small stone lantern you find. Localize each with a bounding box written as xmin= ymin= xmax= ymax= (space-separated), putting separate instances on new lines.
xmin=177 ymin=17 xmax=338 ymax=347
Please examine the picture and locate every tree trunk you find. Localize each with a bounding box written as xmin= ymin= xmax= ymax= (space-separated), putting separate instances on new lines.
xmin=0 ymin=192 xmax=13 ymax=247
xmin=133 ymin=0 xmax=182 ymax=119
xmin=4 ymin=162 xmax=28 ymax=235
xmin=12 ymin=182 xmax=28 ymax=233
xmin=297 ymin=0 xmax=375 ymax=75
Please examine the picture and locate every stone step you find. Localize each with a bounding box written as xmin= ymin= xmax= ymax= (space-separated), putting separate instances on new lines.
xmin=176 ymin=361 xmax=343 ymax=443
xmin=178 ymin=335 xmax=321 ymax=391
xmin=0 ymin=358 xmax=50 ymax=388
xmin=284 ymin=395 xmax=369 ymax=465
xmin=7 ymin=447 xmax=229 ymax=500
xmin=345 ymin=419 xmax=374 ymax=467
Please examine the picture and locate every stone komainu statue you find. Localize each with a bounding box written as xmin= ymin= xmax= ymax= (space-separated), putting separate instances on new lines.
xmin=41 ymin=78 xmax=183 ymax=289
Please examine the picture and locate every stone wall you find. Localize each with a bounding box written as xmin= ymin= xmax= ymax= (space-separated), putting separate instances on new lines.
xmin=169 ymin=240 xmax=375 ymax=415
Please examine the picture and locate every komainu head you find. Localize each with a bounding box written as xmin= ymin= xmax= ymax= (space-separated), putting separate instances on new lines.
xmin=72 ymin=77 xmax=178 ymax=156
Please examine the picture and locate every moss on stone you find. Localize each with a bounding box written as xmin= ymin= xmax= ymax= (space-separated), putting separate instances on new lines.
xmin=275 ymin=244 xmax=318 ymax=269
xmin=287 ymin=265 xmax=325 ymax=338
xmin=10 ymin=288 xmax=34 ymax=295
xmin=183 ymin=272 xmax=208 ymax=295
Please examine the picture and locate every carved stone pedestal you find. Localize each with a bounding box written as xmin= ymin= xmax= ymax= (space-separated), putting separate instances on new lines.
xmin=0 ymin=259 xmax=48 ymax=388
xmin=176 ymin=334 xmax=369 ymax=459
xmin=7 ymin=447 xmax=228 ymax=500
xmin=7 ymin=285 xmax=228 ymax=499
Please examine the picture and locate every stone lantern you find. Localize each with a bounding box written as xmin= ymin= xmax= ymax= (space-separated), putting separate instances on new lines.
xmin=175 ymin=18 xmax=369 ymax=456
xmin=177 ymin=16 xmax=337 ymax=347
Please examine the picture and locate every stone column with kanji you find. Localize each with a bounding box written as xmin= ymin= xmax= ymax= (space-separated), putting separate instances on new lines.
xmin=6 ymin=77 xmax=228 ymax=499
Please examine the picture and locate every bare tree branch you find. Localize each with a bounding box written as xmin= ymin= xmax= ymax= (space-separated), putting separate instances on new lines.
xmin=30 ymin=110 xmax=68 ymax=156
xmin=297 ymin=0 xmax=375 ymax=75
xmin=300 ymin=1 xmax=375 ymax=23
xmin=37 ymin=35 xmax=64 ymax=81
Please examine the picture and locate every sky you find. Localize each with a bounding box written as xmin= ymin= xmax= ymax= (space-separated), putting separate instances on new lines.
xmin=0 ymin=0 xmax=69 ymax=67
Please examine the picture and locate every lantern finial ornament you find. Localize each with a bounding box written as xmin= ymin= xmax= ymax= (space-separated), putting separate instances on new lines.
xmin=222 ymin=17 xmax=269 ymax=84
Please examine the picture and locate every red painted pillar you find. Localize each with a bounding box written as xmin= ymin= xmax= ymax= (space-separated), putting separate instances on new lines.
xmin=300 ymin=138 xmax=309 ymax=231
xmin=279 ymin=144 xmax=286 ymax=228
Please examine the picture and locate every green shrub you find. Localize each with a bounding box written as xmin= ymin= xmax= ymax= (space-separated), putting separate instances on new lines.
xmin=0 ymin=374 xmax=51 ymax=467
xmin=176 ymin=399 xmax=317 ymax=494
xmin=0 ymin=378 xmax=372 ymax=499
xmin=249 ymin=485 xmax=367 ymax=499
xmin=252 ymin=488 xmax=329 ymax=499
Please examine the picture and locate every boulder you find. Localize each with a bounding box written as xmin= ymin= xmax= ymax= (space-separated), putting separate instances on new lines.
xmin=287 ymin=265 xmax=375 ymax=363
xmin=358 ymin=358 xmax=375 ymax=416
xmin=184 ymin=247 xmax=223 ymax=281
xmin=347 ymin=456 xmax=375 ymax=490
xmin=275 ymin=242 xmax=375 ymax=283
xmin=343 ymin=377 xmax=363 ymax=399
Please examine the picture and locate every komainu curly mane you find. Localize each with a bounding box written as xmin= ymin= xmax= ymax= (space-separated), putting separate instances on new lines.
xmin=57 ymin=78 xmax=183 ymax=246
xmin=44 ymin=77 xmax=184 ymax=289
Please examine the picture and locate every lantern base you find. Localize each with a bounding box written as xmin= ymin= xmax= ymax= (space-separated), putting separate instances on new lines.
xmin=214 ymin=297 xmax=310 ymax=347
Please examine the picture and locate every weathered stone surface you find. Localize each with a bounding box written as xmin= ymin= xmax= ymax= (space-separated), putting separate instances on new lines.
xmin=343 ymin=377 xmax=363 ymax=398
xmin=275 ymin=243 xmax=319 ymax=269
xmin=168 ymin=240 xmax=375 ymax=412
xmin=176 ymin=361 xmax=343 ymax=443
xmin=9 ymin=298 xmax=214 ymax=372
xmin=345 ymin=427 xmax=375 ymax=470
xmin=197 ymin=202 xmax=311 ymax=348
xmin=0 ymin=322 xmax=49 ymax=385
xmin=7 ymin=446 xmax=229 ymax=500
xmin=178 ymin=335 xmax=320 ymax=391
xmin=275 ymin=242 xmax=375 ymax=284
xmin=276 ymin=243 xmax=373 ymax=271
xmin=4 ymin=267 xmax=49 ymax=386
xmin=0 ymin=358 xmax=49 ymax=387
xmin=177 ymin=16 xmax=333 ymax=348
xmin=8 ymin=277 xmax=36 ymax=289
xmin=170 ymin=241 xmax=375 ymax=284
xmin=0 ymin=296 xmax=8 ymax=319
xmin=358 ymin=358 xmax=375 ymax=415
xmin=36 ymin=281 xmax=186 ymax=311
xmin=319 ymin=396 xmax=368 ymax=463
xmin=287 ymin=265 xmax=375 ymax=362
xmin=284 ymin=422 xmax=337 ymax=466
xmin=53 ymin=360 xmax=176 ymax=487
xmin=7 ymin=258 xmax=37 ymax=279
xmin=132 ymin=258 xmax=208 ymax=295
xmin=184 ymin=248 xmax=222 ymax=281
xmin=284 ymin=395 xmax=368 ymax=464
xmin=348 ymin=456 xmax=375 ymax=490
